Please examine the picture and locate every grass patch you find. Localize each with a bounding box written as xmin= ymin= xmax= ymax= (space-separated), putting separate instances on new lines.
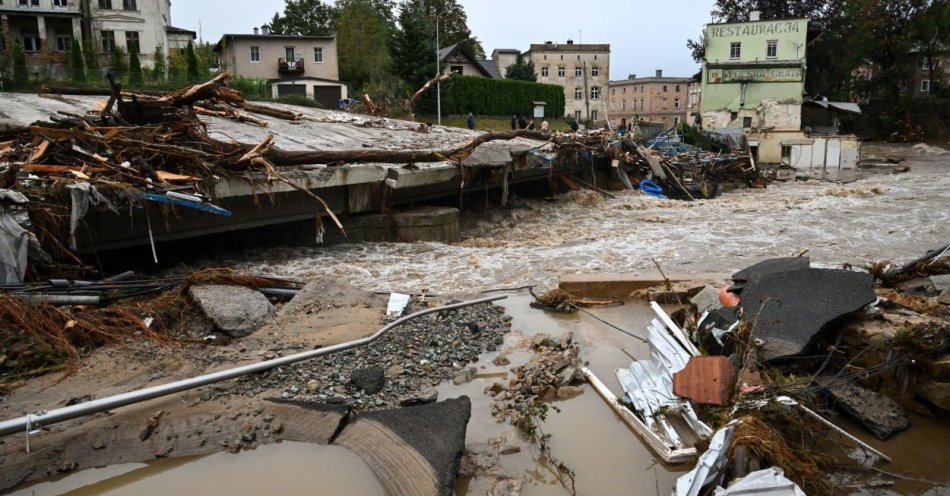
xmin=419 ymin=114 xmax=573 ymax=132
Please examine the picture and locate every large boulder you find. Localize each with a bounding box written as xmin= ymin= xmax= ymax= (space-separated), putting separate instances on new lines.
xmin=188 ymin=285 xmax=275 ymax=338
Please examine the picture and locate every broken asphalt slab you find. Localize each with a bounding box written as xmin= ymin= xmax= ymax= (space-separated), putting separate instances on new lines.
xmin=816 ymin=377 xmax=909 ymax=440
xmin=740 ymin=268 xmax=876 ymax=361
xmin=334 ymin=396 xmax=471 ymax=496
xmin=730 ymin=257 xmax=811 ymax=293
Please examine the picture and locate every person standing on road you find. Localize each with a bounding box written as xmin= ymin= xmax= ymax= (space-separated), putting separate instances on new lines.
xmin=511 ymin=115 xmax=518 ymax=130
xmin=541 ymin=119 xmax=550 ymax=133
xmin=466 ymin=113 xmax=476 ymax=130
xmin=518 ymin=115 xmax=528 ymax=129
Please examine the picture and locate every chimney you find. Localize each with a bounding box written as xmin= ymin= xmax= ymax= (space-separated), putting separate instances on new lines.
xmin=261 ymin=24 xmax=271 ymax=35
xmin=253 ymin=27 xmax=259 ymax=35
xmin=629 ymin=74 xmax=636 ymax=80
xmin=655 ymin=69 xmax=663 ymax=78
xmin=750 ymin=10 xmax=761 ymax=21
xmin=566 ymin=39 xmax=574 ymax=45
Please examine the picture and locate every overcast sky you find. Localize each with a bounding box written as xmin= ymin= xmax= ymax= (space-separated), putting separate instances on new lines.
xmin=172 ymin=0 xmax=715 ymax=81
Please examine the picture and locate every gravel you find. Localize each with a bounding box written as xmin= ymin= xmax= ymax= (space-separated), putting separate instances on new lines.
xmin=233 ymin=302 xmax=512 ymax=410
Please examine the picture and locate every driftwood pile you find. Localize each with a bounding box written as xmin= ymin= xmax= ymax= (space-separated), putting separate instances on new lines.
xmin=609 ymin=139 xmax=759 ymax=200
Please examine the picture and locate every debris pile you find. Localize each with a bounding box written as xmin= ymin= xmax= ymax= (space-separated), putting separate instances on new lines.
xmin=576 ymin=247 xmax=949 ymax=495
xmin=608 ymin=135 xmax=760 ymax=200
xmin=487 ymin=331 xmax=585 ymax=430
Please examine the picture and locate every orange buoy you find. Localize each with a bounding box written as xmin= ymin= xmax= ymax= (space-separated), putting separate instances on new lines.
xmin=719 ymin=286 xmax=740 ymax=307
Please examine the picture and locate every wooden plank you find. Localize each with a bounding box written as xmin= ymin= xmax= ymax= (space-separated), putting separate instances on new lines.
xmin=29 ymin=139 xmax=50 ymax=162
xmin=582 ymin=367 xmax=697 ymax=464
xmin=23 ymin=164 xmax=107 ymax=173
xmin=156 ymin=171 xmax=198 ymax=182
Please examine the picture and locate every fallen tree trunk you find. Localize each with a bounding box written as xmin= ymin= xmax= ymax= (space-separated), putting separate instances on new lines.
xmin=238 ymin=101 xmax=302 ymax=121
xmin=264 ymin=129 xmax=567 ymax=166
xmin=405 ymin=73 xmax=451 ymax=112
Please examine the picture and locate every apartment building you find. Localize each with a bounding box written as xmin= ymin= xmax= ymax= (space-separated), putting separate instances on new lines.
xmin=608 ymin=70 xmax=692 ymax=129
xmin=526 ymin=40 xmax=610 ymax=124
xmin=1 ymin=0 xmax=190 ymax=79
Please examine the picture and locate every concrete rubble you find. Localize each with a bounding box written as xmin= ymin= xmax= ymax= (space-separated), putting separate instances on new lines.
xmin=188 ymin=285 xmax=275 ymax=338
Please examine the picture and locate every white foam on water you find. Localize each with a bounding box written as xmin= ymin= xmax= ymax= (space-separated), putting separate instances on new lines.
xmin=189 ymin=155 xmax=948 ymax=294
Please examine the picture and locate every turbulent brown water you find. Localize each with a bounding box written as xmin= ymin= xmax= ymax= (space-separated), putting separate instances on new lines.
xmin=189 ymin=145 xmax=949 ymax=295
xmin=15 ymin=145 xmax=947 ymax=496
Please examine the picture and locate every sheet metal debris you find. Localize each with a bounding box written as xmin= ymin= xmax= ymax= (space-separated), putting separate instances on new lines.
xmin=712 ymin=467 xmax=806 ymax=496
xmin=673 ymin=356 xmax=736 ymax=406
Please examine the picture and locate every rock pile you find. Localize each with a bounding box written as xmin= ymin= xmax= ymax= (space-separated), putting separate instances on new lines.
xmin=236 ymin=302 xmax=512 ymax=410
xmin=488 ymin=331 xmax=585 ymax=427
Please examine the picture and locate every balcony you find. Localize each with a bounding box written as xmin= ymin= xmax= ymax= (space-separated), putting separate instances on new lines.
xmin=278 ymin=57 xmax=305 ymax=75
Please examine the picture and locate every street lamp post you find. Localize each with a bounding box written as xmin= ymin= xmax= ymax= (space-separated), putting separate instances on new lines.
xmin=436 ymin=15 xmax=441 ymax=126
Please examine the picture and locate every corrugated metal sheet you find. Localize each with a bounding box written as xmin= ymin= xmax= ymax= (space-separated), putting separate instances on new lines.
xmin=675 ymin=425 xmax=735 ymax=496
xmin=615 ymin=306 xmax=712 ymax=451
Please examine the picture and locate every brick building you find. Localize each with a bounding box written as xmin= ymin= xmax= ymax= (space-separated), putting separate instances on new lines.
xmin=608 ymin=70 xmax=692 ymax=128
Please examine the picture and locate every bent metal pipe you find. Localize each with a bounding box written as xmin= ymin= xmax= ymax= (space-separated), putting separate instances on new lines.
xmin=0 ymin=295 xmax=507 ymax=438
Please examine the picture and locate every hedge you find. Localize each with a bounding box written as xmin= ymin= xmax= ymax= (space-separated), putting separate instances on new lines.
xmin=420 ymin=75 xmax=565 ymax=118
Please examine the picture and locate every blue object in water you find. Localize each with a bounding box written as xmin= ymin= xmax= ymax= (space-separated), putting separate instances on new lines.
xmin=639 ymin=180 xmax=666 ymax=199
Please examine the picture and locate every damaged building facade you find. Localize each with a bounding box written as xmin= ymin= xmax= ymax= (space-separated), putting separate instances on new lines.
xmin=701 ymin=14 xmax=861 ymax=180
xmin=0 ymin=0 xmax=189 ymax=79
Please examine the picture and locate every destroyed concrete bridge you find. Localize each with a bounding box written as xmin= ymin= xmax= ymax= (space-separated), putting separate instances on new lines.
xmin=1 ymin=92 xmax=574 ymax=253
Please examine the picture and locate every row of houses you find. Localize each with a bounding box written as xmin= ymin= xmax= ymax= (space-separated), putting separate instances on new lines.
xmin=0 ymin=0 xmax=195 ymax=79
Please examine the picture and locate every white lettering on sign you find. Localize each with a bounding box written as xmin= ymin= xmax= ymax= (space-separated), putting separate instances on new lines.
xmin=708 ymin=21 xmax=802 ymax=38
xmin=708 ymin=67 xmax=803 ymax=83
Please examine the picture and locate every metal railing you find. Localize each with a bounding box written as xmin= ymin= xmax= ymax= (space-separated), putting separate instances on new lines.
xmin=0 ymin=295 xmax=506 ymax=438
xmin=278 ymin=57 xmax=305 ymax=73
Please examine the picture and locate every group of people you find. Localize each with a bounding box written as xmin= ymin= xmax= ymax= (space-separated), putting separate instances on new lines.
xmin=510 ymin=115 xmax=550 ymax=132
xmin=462 ymin=112 xmax=550 ymax=133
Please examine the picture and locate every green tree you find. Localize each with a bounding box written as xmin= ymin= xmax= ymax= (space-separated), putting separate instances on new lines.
xmin=336 ymin=0 xmax=391 ymax=90
xmin=83 ymin=40 xmax=99 ymax=80
xmin=128 ymin=47 xmax=143 ymax=85
xmin=392 ymin=3 xmax=437 ymax=89
xmin=69 ymin=39 xmax=86 ymax=84
xmin=505 ymin=54 xmax=536 ymax=82
xmin=152 ymin=44 xmax=167 ymax=81
xmin=110 ymin=46 xmax=128 ymax=81
xmin=402 ymin=0 xmax=484 ymax=58
xmin=12 ymin=41 xmax=28 ymax=87
xmin=168 ymin=50 xmax=186 ymax=82
xmin=268 ymin=0 xmax=337 ymax=36
xmin=186 ymin=41 xmax=199 ymax=82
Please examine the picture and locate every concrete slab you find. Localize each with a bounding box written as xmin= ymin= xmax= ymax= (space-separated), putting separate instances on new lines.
xmin=740 ymin=268 xmax=876 ymax=361
xmin=931 ymin=274 xmax=950 ymax=291
xmin=817 ymin=377 xmax=909 ymax=440
xmin=559 ymin=273 xmax=729 ymax=299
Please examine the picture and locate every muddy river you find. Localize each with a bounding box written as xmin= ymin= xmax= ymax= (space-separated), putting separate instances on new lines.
xmin=10 ymin=145 xmax=949 ymax=495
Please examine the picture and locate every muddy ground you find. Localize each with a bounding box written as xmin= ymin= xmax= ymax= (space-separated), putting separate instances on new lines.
xmin=0 ymin=142 xmax=948 ymax=495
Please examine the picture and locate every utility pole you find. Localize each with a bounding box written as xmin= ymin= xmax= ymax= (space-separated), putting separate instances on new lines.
xmin=436 ymin=16 xmax=441 ymax=126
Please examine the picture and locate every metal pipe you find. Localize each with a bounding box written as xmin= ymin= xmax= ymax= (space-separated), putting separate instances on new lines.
xmin=12 ymin=294 xmax=101 ymax=305
xmin=257 ymin=287 xmax=301 ymax=297
xmin=0 ymin=295 xmax=506 ymax=437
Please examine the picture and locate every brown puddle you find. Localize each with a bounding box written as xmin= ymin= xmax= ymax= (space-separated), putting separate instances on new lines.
xmin=8 ymin=442 xmax=384 ymax=496
xmin=9 ymin=293 xmax=948 ymax=495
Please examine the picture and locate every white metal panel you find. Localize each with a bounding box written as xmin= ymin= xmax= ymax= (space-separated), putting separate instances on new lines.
xmin=840 ymin=147 xmax=859 ymax=169
xmin=826 ymin=139 xmax=841 ymax=168
xmin=811 ymin=138 xmax=826 ymax=171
